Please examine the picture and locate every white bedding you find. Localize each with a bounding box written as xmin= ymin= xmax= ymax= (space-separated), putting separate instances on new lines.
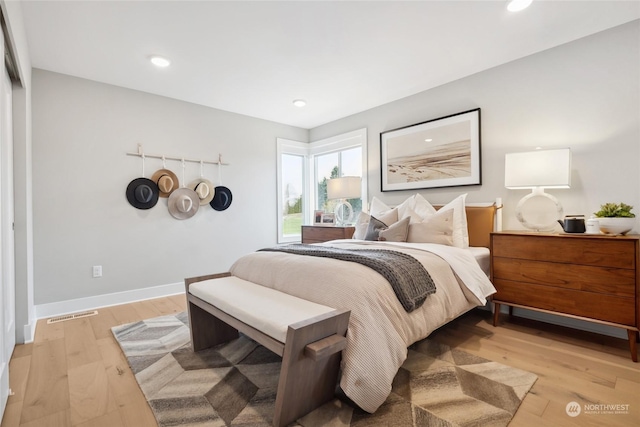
xmin=229 ymin=240 xmax=496 ymax=413
xmin=469 ymin=246 xmax=491 ymax=277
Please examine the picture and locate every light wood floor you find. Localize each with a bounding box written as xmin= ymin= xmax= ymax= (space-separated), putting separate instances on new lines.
xmin=0 ymin=296 xmax=638 ymax=426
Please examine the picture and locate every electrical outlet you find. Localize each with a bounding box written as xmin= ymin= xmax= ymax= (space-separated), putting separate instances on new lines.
xmin=92 ymin=265 xmax=102 ymax=278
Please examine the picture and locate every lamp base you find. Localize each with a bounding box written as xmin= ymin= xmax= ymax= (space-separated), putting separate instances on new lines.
xmin=515 ymin=188 xmax=563 ymax=231
xmin=334 ymin=200 xmax=354 ymax=226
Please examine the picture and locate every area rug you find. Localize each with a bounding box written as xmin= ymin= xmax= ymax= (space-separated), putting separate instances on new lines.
xmin=112 ymin=312 xmax=537 ymax=426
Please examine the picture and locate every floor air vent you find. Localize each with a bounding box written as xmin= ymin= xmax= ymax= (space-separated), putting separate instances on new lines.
xmin=47 ymin=310 xmax=99 ymax=324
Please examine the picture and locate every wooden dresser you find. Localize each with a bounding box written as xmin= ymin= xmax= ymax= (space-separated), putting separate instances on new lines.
xmin=490 ymin=231 xmax=639 ymax=362
xmin=301 ymin=226 xmax=355 ymax=244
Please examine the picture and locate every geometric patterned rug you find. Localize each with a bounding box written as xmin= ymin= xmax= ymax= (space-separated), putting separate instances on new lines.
xmin=112 ymin=312 xmax=537 ymax=427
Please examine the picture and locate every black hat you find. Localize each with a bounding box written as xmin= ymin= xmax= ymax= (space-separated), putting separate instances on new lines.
xmin=126 ymin=178 xmax=159 ymax=210
xmin=210 ymin=186 xmax=232 ymax=211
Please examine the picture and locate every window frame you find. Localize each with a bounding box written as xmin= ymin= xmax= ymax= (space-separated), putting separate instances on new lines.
xmin=276 ymin=128 xmax=367 ymax=243
xmin=276 ymin=138 xmax=309 ymax=243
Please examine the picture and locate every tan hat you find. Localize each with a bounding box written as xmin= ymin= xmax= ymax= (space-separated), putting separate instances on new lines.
xmin=188 ymin=178 xmax=216 ymax=205
xmin=167 ymin=188 xmax=199 ymax=220
xmin=151 ymin=169 xmax=179 ymax=198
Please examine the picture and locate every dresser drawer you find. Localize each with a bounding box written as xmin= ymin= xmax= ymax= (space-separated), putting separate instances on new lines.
xmin=492 ymin=234 xmax=636 ymax=269
xmin=492 ymin=257 xmax=636 ymax=298
xmin=492 ymin=279 xmax=636 ymax=326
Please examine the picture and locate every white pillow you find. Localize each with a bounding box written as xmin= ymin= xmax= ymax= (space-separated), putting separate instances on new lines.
xmin=370 ymin=197 xmax=391 ymax=217
xmin=407 ymin=209 xmax=454 ymax=246
xmin=397 ymin=193 xmax=437 ymax=222
xmin=395 ymin=195 xmax=416 ymax=220
xmin=352 ymin=211 xmax=370 ymax=240
xmin=413 ymin=193 xmax=437 ymax=218
xmin=400 ymin=193 xmax=468 ymax=248
xmin=437 ymin=194 xmax=469 ymax=248
xmin=352 ymin=209 xmax=399 ymax=240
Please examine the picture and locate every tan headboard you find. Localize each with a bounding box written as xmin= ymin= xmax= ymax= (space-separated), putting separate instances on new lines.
xmin=435 ymin=204 xmax=498 ymax=249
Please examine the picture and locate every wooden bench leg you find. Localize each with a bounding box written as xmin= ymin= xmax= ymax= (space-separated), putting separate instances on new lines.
xmin=273 ymin=309 xmax=350 ymax=427
xmin=187 ymin=299 xmax=239 ymax=352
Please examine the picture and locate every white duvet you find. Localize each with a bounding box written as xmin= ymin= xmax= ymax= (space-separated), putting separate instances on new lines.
xmin=229 ymin=240 xmax=496 ymax=413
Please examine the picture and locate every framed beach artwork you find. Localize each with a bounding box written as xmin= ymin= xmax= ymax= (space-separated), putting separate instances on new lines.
xmin=380 ymin=108 xmax=481 ymax=192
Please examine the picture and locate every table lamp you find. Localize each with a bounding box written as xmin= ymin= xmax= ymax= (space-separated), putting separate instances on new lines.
xmin=327 ymin=176 xmax=361 ymax=226
xmin=505 ymin=148 xmax=571 ymax=231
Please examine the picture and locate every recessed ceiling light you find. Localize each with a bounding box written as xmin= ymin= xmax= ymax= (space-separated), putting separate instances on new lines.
xmin=293 ymin=99 xmax=307 ymax=108
xmin=425 ymin=138 xmax=433 ymax=142
xmin=507 ymin=0 xmax=533 ymax=12
xmin=149 ymin=55 xmax=171 ymax=67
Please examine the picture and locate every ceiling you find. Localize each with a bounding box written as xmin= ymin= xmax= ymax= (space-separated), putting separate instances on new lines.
xmin=20 ymin=1 xmax=640 ymax=129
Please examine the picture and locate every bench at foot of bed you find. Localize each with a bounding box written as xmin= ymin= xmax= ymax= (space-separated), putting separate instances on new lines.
xmin=185 ymin=272 xmax=350 ymax=427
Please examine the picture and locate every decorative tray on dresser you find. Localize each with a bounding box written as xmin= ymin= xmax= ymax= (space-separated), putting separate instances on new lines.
xmin=301 ymin=225 xmax=355 ymax=244
xmin=490 ymin=231 xmax=639 ymax=362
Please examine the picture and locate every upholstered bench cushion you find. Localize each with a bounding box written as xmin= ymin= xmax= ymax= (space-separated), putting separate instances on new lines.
xmin=189 ymin=275 xmax=335 ymax=343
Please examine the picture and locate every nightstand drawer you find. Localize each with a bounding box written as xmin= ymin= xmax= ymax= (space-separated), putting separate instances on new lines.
xmin=492 ymin=279 xmax=636 ymax=325
xmin=492 ymin=234 xmax=635 ymax=269
xmin=492 ymin=257 xmax=636 ymax=298
xmin=301 ymin=226 xmax=355 ymax=244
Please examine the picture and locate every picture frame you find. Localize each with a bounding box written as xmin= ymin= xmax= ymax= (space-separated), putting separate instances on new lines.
xmin=380 ymin=108 xmax=481 ymax=192
xmin=313 ymin=210 xmax=325 ymax=225
xmin=320 ymin=213 xmax=336 ymax=226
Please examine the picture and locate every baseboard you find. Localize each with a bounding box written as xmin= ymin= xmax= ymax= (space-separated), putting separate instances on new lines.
xmin=479 ymin=304 xmax=628 ymax=339
xmin=34 ymin=282 xmax=184 ymax=320
xmin=20 ymin=320 xmax=37 ymax=344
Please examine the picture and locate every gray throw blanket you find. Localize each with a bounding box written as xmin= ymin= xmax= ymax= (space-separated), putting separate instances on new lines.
xmin=259 ymin=244 xmax=435 ymax=312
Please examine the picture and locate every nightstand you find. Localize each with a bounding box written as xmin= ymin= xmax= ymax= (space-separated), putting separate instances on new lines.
xmin=490 ymin=231 xmax=639 ymax=362
xmin=301 ymin=226 xmax=355 ymax=244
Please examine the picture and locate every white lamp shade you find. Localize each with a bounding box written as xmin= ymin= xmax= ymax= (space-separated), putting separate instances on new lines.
xmin=505 ymin=148 xmax=571 ymax=189
xmin=327 ymin=176 xmax=361 ymax=200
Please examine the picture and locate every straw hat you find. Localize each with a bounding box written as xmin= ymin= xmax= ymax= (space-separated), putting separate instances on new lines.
xmin=151 ymin=169 xmax=180 ymax=198
xmin=188 ymin=178 xmax=216 ymax=205
xmin=126 ymin=178 xmax=159 ymax=210
xmin=167 ymin=188 xmax=200 ymax=219
xmin=210 ymin=186 xmax=233 ymax=211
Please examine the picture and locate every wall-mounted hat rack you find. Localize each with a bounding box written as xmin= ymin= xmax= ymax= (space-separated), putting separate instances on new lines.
xmin=125 ymin=144 xmax=230 ymax=166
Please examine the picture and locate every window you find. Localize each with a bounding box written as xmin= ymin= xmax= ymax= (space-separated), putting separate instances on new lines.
xmin=277 ymin=129 xmax=367 ymax=243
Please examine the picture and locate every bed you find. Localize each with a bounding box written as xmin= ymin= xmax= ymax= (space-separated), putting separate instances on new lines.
xmin=227 ymin=195 xmax=500 ymax=413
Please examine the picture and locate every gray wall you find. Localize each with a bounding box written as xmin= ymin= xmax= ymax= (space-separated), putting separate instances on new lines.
xmin=32 ymin=70 xmax=307 ymax=305
xmin=311 ymin=21 xmax=640 ymax=232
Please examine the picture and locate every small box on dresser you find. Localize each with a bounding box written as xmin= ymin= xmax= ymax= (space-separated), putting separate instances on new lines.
xmin=301 ymin=226 xmax=355 ymax=244
xmin=490 ymin=231 xmax=639 ymax=362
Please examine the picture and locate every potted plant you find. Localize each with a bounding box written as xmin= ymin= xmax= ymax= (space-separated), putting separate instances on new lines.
xmin=594 ymin=202 xmax=636 ymax=235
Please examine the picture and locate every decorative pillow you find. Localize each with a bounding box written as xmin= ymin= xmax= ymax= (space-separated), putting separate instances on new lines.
xmin=353 ymin=208 xmax=400 ymax=240
xmin=379 ymin=217 xmax=411 ymax=242
xmin=364 ymin=216 xmax=388 ymax=241
xmin=413 ymin=193 xmax=437 ymax=218
xmin=402 ymin=193 xmax=468 ymax=248
xmin=369 ymin=197 xmax=391 ymax=216
xmin=407 ymin=209 xmax=454 ymax=246
xmin=377 ymin=208 xmax=398 ymax=226
xmin=352 ymin=211 xmax=371 ymax=240
xmin=397 ymin=193 xmax=437 ymax=223
xmin=437 ymin=193 xmax=469 ymax=248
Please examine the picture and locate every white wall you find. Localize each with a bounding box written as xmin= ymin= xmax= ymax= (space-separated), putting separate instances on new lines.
xmin=32 ymin=70 xmax=307 ymax=308
xmin=311 ymin=21 xmax=640 ymax=232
